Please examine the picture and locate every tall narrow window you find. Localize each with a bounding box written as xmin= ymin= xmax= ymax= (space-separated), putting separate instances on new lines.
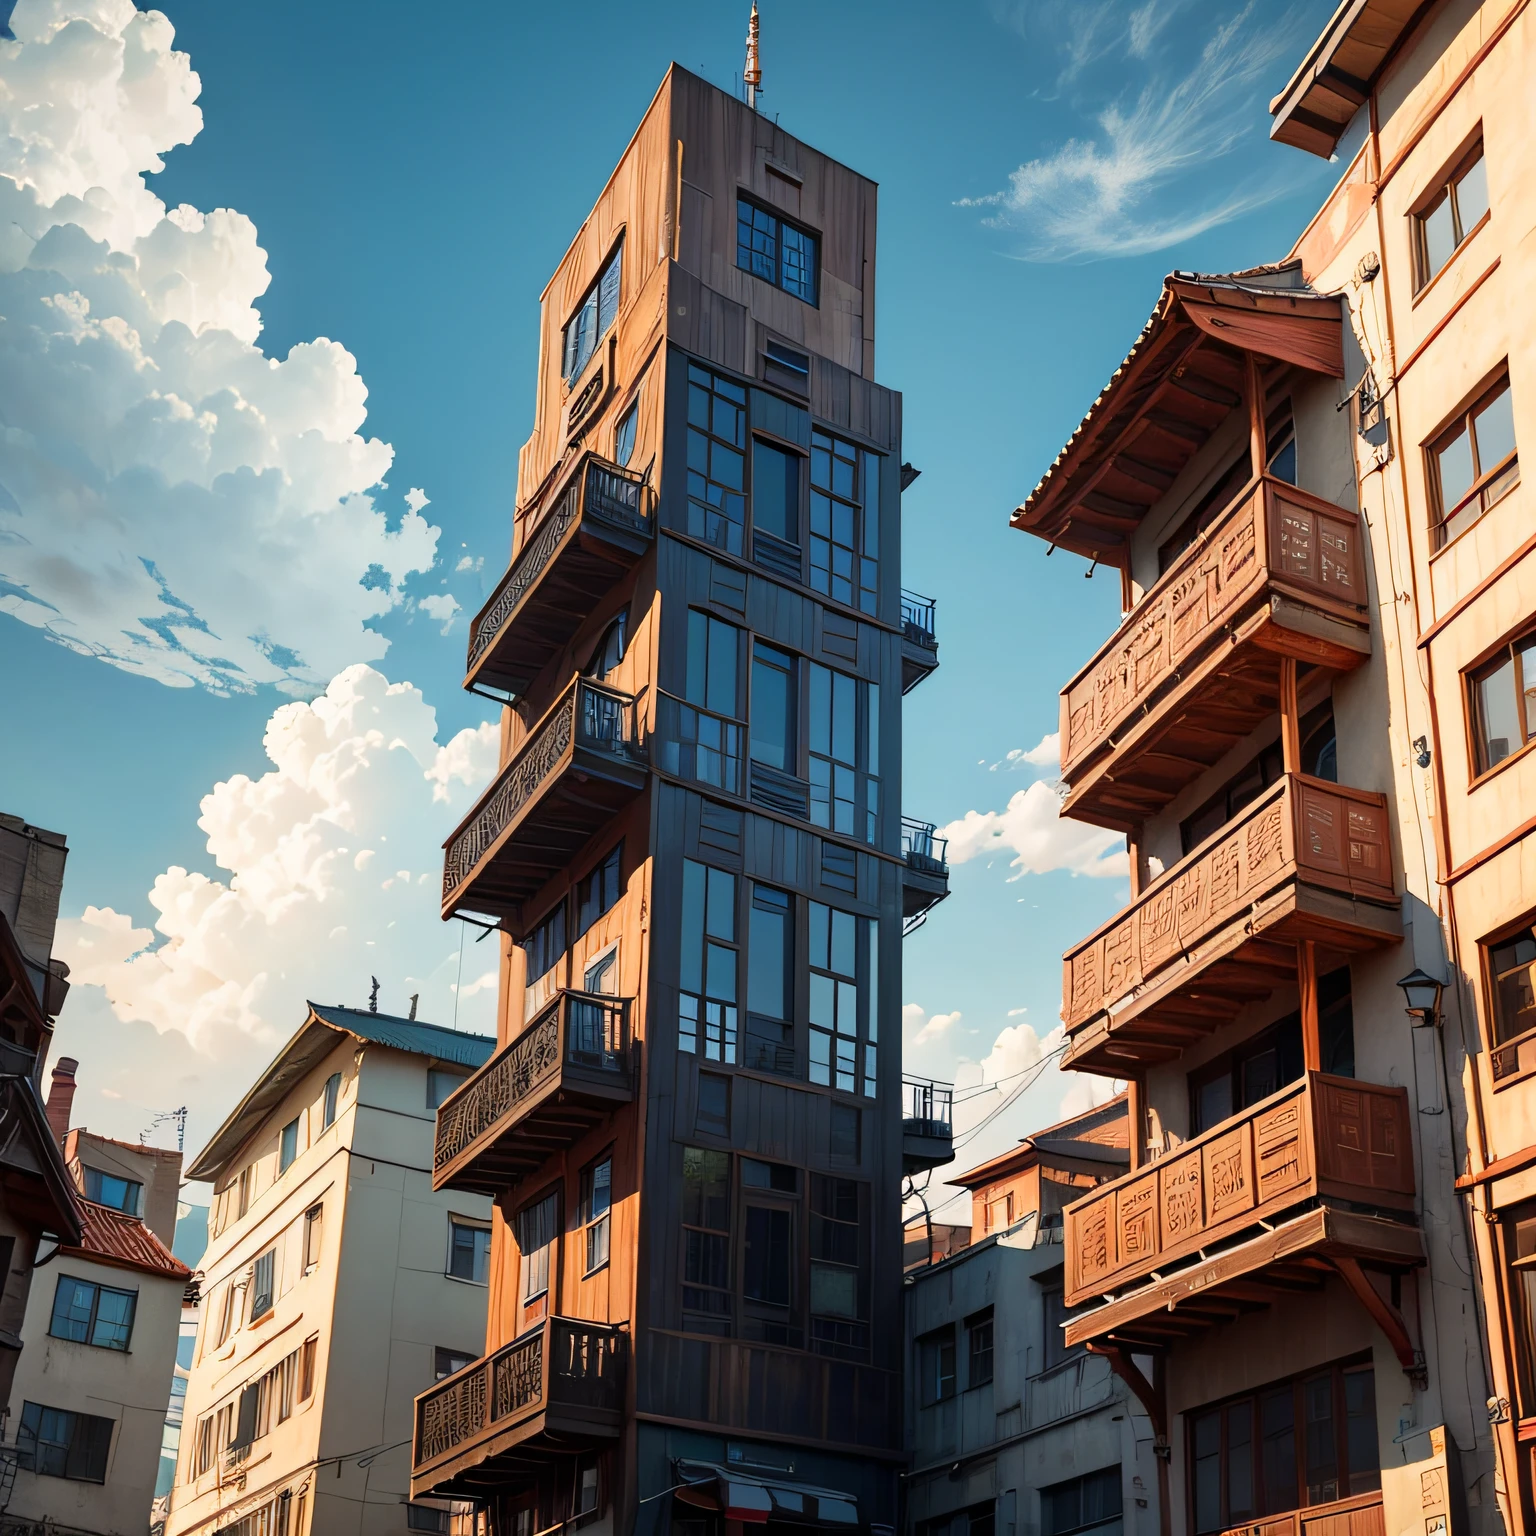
xmin=810 ymin=431 xmax=880 ymax=614
xmin=750 ymin=643 xmax=797 ymax=772
xmin=681 ymin=1147 xmax=732 ymax=1332
xmin=918 ymin=1326 xmax=956 ymax=1405
xmin=562 ymin=238 xmax=622 ymax=385
xmin=613 ymin=401 xmax=638 ymax=467
xmin=1489 ymin=924 xmax=1536 ymax=1046
xmin=576 ymin=844 xmax=623 ymax=938
xmin=736 ymin=196 xmax=819 ymax=304
xmin=752 ymin=438 xmax=803 ymax=578
xmin=679 ymin=859 xmax=738 ymax=1062
xmin=1468 ymin=625 xmax=1536 ymax=773
xmin=966 ymin=1309 xmax=994 ymax=1387
xmin=522 ymin=904 xmax=567 ymax=987
xmin=746 ymin=885 xmax=793 ymax=1074
xmin=582 ymin=1158 xmax=612 ymax=1273
xmin=322 ymin=1073 xmax=341 ymax=1130
xmin=250 ymin=1249 xmax=276 ymax=1322
xmin=686 ymin=611 xmax=741 ymax=718
xmin=515 ymin=1195 xmax=557 ymax=1320
xmin=279 ymin=1116 xmax=300 ymax=1175
xmin=687 ymin=364 xmax=747 ymax=555
xmin=809 ymin=662 xmax=879 ymax=842
xmin=302 ymin=1205 xmax=323 ymax=1274
xmin=583 ymin=612 xmax=628 ymax=681
xmin=809 ymin=902 xmax=871 ymax=1094
xmin=667 ymin=610 xmax=744 ymax=791
xmin=1414 ymin=139 xmax=1489 ymax=289
xmin=1430 ymin=373 xmax=1517 ymax=545
xmin=809 ymin=1175 xmax=866 ymax=1360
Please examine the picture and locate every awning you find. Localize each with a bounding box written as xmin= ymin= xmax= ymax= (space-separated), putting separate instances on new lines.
xmin=674 ymin=1462 xmax=860 ymax=1528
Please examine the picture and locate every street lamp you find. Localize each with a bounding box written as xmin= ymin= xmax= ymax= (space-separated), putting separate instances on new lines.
xmin=1397 ymin=967 xmax=1444 ymax=1026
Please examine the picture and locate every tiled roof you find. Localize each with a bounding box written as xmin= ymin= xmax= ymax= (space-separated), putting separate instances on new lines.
xmin=305 ymin=1004 xmax=496 ymax=1071
xmin=65 ymin=1198 xmax=190 ymax=1280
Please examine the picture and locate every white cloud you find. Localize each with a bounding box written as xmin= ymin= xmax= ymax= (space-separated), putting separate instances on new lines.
xmin=454 ymin=554 xmax=484 ymax=574
xmin=418 ymin=593 xmax=461 ymax=635
xmin=0 ymin=2 xmax=442 ymax=693
xmin=904 ymin=1004 xmax=963 ymax=1046
xmin=966 ymin=3 xmax=1309 ymax=260
xmin=941 ymin=780 xmax=1127 ymax=879
xmin=953 ymin=1020 xmax=1065 ymax=1138
xmin=989 ymin=731 xmax=1061 ymax=772
xmin=53 ymin=664 xmax=499 ymax=1149
xmin=1060 ymin=1071 xmax=1125 ymax=1119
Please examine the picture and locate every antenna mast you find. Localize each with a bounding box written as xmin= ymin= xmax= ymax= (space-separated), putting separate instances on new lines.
xmin=744 ymin=2 xmax=762 ymax=110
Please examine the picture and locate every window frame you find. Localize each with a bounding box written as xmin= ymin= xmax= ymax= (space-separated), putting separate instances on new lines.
xmin=680 ymin=1145 xmax=734 ymax=1332
xmin=686 ymin=363 xmax=749 ymax=556
xmin=48 ymin=1274 xmax=138 ymax=1352
xmin=1465 ymin=622 xmax=1536 ymax=780
xmin=249 ymin=1247 xmax=276 ymax=1323
xmin=1483 ymin=914 xmax=1536 ymax=1053
xmin=679 ymin=857 xmax=740 ymax=1064
xmin=735 ymin=194 xmax=821 ymax=306
xmin=321 ymin=1072 xmax=342 ymax=1130
xmin=918 ymin=1323 xmax=957 ymax=1406
xmin=1427 ymin=370 xmax=1519 ymax=549
xmin=80 ymin=1165 xmax=142 ymax=1217
xmin=576 ymin=844 xmax=624 ymax=940
xmin=17 ymin=1401 xmax=114 ymax=1483
xmin=809 ymin=428 xmax=881 ymax=616
xmin=302 ymin=1203 xmax=324 ymax=1275
xmin=1411 ymin=135 xmax=1489 ymax=294
xmin=561 ymin=234 xmax=624 ymax=387
xmin=581 ymin=1155 xmax=613 ymax=1275
xmin=434 ymin=1345 xmax=474 ymax=1382
xmin=448 ymin=1215 xmax=493 ymax=1288
xmin=966 ymin=1308 xmax=995 ymax=1389
xmin=278 ymin=1115 xmax=301 ymax=1175
xmin=1040 ymin=1465 xmax=1122 ymax=1536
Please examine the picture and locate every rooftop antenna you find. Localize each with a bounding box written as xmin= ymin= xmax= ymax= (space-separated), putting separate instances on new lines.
xmin=744 ymin=2 xmax=762 ymax=111
xmin=368 ymin=976 xmax=379 ymax=1015
xmin=408 ymin=993 xmax=419 ymax=1022
xmin=141 ymin=1107 xmax=188 ymax=1154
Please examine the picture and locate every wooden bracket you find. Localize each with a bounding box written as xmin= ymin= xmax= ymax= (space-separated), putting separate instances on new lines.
xmin=1331 ymin=1255 xmax=1427 ymax=1386
xmin=1087 ymin=1341 xmax=1165 ymax=1438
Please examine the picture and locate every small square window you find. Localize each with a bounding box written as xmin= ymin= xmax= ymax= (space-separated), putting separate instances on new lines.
xmin=448 ymin=1219 xmax=491 ymax=1285
xmin=434 ymin=1346 xmax=474 ymax=1382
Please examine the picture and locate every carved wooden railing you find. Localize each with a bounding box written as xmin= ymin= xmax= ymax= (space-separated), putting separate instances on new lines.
xmin=1062 ymin=774 xmax=1394 ymax=1029
xmin=434 ymin=990 xmax=630 ymax=1177
xmin=441 ymin=679 xmax=640 ymax=905
xmin=1064 ymin=1073 xmax=1414 ymax=1307
xmin=1059 ymin=475 xmax=1366 ymax=780
xmin=467 ymin=453 xmax=650 ymax=673
xmin=1217 ymin=1489 xmax=1384 ymax=1536
xmin=413 ymin=1318 xmax=625 ymax=1479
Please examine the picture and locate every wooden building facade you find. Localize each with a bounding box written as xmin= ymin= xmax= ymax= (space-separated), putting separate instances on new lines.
xmin=412 ymin=66 xmax=950 ymax=1536
xmin=1011 ymin=3 xmax=1536 ymax=1534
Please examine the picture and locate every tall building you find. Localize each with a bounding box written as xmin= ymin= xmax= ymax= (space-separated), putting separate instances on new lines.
xmin=904 ymin=1098 xmax=1155 ymax=1536
xmin=1008 ymin=3 xmax=1535 ymax=1533
xmin=410 ymin=62 xmax=948 ymax=1536
xmin=162 ymin=1005 xmax=494 ymax=1536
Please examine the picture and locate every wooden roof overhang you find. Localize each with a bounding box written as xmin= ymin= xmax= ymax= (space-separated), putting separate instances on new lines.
xmin=1010 ymin=269 xmax=1344 ymax=564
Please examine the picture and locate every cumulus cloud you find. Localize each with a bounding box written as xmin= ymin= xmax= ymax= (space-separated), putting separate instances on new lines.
xmin=418 ymin=593 xmax=462 ymax=635
xmin=966 ymin=3 xmax=1311 ymax=260
xmin=989 ymin=731 xmax=1061 ymax=772
xmin=1060 ymin=1071 xmax=1125 ymax=1120
xmin=942 ymin=778 xmax=1126 ymax=880
xmin=53 ymin=664 xmax=499 ymax=1146
xmin=953 ymin=1019 xmax=1065 ymax=1138
xmin=0 ymin=2 xmax=442 ymax=692
xmin=904 ymin=1003 xmax=964 ymax=1047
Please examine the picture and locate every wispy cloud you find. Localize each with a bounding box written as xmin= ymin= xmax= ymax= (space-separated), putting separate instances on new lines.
xmin=965 ymin=3 xmax=1313 ymax=261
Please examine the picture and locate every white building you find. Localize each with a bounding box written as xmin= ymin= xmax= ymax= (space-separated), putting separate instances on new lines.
xmin=163 ymin=1004 xmax=495 ymax=1536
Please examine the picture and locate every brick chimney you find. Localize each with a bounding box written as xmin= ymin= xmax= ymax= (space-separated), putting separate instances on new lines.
xmin=45 ymin=1057 xmax=78 ymax=1148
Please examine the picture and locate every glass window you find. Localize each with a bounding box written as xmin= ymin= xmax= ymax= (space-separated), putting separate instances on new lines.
xmin=322 ymin=1073 xmax=341 ymax=1130
xmin=427 ymin=1070 xmax=467 ymax=1109
xmin=809 ymin=1175 xmax=865 ymax=1359
xmin=1490 ymin=925 xmax=1536 ymax=1046
xmin=1469 ymin=627 xmax=1536 ymax=773
xmin=685 ymin=611 xmax=741 ymax=719
xmin=562 ymin=238 xmax=623 ymax=384
xmin=967 ymin=1310 xmax=994 ymax=1387
xmin=1508 ymin=1203 xmax=1536 ymax=1416
xmin=752 ymin=439 xmax=802 ymax=546
xmin=750 ymin=643 xmax=797 ymax=771
xmin=1041 ymin=1285 xmax=1083 ymax=1371
xmin=809 ymin=901 xmax=871 ymax=1094
xmin=696 ymin=1073 xmax=729 ymax=1136
xmin=1415 ymin=141 xmax=1489 ymax=289
xmin=810 ymin=430 xmax=880 ymax=614
xmin=584 ymin=611 xmax=628 ymax=682
xmin=434 ymin=1346 xmax=472 ymax=1382
xmin=614 ymin=401 xmax=638 ymax=467
xmin=581 ymin=1157 xmax=612 ymax=1273
xmin=449 ymin=1218 xmax=492 ymax=1287
xmin=747 ymin=884 xmax=791 ymax=1021
xmin=809 ymin=661 xmax=879 ymax=842
xmin=522 ymin=904 xmax=566 ymax=986
xmin=919 ymin=1326 xmax=956 ymax=1405
xmin=681 ymin=1147 xmax=732 ymax=1330
xmin=679 ymin=859 xmax=738 ymax=1063
xmin=80 ymin=1166 xmax=141 ymax=1216
xmin=687 ymin=364 xmax=748 ymax=555
xmin=743 ymin=1205 xmax=793 ymax=1306
xmin=250 ymin=1248 xmax=276 ymax=1321
xmin=736 ymin=196 xmax=819 ymax=304
xmin=17 ymin=1402 xmax=113 ymax=1483
xmin=1041 ymin=1466 xmax=1121 ymax=1536
xmin=49 ymin=1276 xmax=137 ymax=1351
xmin=303 ymin=1205 xmax=323 ymax=1273
xmin=279 ymin=1116 xmax=300 ymax=1174
xmin=1430 ymin=374 xmax=1519 ymax=545
xmin=577 ymin=844 xmax=623 ymax=938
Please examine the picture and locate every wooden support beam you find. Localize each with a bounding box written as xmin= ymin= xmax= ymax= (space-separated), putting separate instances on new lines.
xmin=1330 ymin=1255 xmax=1425 ymax=1384
xmin=1246 ymin=351 xmax=1267 ymax=480
xmin=1299 ymin=938 xmax=1321 ymax=1073
xmin=1126 ymin=1075 xmax=1145 ymax=1171
xmin=1279 ymin=655 xmax=1301 ymax=774
xmin=1087 ymin=1342 xmax=1166 ymax=1440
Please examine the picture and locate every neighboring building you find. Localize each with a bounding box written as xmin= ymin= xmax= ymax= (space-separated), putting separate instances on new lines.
xmin=0 ymin=816 xmax=84 ymax=1427
xmin=905 ymin=1099 xmax=1152 ymax=1536
xmin=1007 ymin=5 xmax=1536 ymax=1533
xmin=410 ymin=56 xmax=947 ymax=1536
xmin=902 ymin=1222 xmax=970 ymax=1274
xmin=162 ymin=1004 xmax=495 ymax=1536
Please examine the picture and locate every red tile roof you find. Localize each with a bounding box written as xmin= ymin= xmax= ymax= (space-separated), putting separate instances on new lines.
xmin=63 ymin=1198 xmax=191 ymax=1280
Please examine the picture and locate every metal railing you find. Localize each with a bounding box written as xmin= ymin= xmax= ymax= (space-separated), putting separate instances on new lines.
xmin=653 ymin=691 xmax=745 ymax=795
xmin=900 ymin=589 xmax=937 ymax=646
xmin=902 ymin=1075 xmax=954 ymax=1136
xmin=901 ymin=817 xmax=949 ymax=874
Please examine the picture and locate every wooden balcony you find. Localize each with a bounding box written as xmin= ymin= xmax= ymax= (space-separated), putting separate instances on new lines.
xmin=1063 ymin=1075 xmax=1423 ymax=1366
xmin=900 ymin=589 xmax=939 ymax=694
xmin=441 ymin=679 xmax=647 ymax=924
xmin=1058 ymin=476 xmax=1371 ymax=832
xmin=433 ymin=990 xmax=633 ymax=1196
xmin=1061 ymin=774 xmax=1398 ymax=1073
xmin=902 ymin=1075 xmax=954 ymax=1174
xmin=901 ymin=817 xmax=950 ymax=935
xmin=466 ymin=453 xmax=652 ymax=698
xmin=1217 ymin=1491 xmax=1383 ymax=1536
xmin=411 ymin=1317 xmax=625 ymax=1500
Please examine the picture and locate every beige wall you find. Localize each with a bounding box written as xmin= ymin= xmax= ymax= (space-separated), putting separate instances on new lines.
xmin=65 ymin=1130 xmax=182 ymax=1248
xmin=7 ymin=1249 xmax=183 ymax=1535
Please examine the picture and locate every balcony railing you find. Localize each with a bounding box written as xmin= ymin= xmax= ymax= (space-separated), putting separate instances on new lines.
xmin=1063 ymin=1072 xmax=1414 ymax=1309
xmin=465 ymin=453 xmax=652 ymax=697
xmin=1215 ymin=1490 xmax=1384 ymax=1536
xmin=901 ymin=817 xmax=950 ymax=934
xmin=653 ymin=691 xmax=745 ymax=795
xmin=1057 ymin=475 xmax=1370 ymax=829
xmin=1061 ymin=773 xmax=1397 ymax=1068
xmin=902 ymin=1074 xmax=954 ymax=1173
xmin=433 ymin=989 xmax=633 ymax=1195
xmin=441 ymin=678 xmax=646 ymax=922
xmin=900 ymin=588 xmax=939 ymax=694
xmin=412 ymin=1317 xmax=625 ymax=1498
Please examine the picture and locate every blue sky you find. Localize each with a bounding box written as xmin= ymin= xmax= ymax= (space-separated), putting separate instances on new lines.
xmin=0 ymin=0 xmax=1343 ymax=1201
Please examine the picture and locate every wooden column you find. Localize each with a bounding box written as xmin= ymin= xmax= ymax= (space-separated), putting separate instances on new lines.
xmin=1246 ymin=351 xmax=1267 ymax=480
xmin=1119 ymin=560 xmax=1135 ymax=615
xmin=1125 ymin=1075 xmax=1145 ymax=1171
xmin=1298 ymin=937 xmax=1321 ymax=1072
xmin=1126 ymin=829 xmax=1143 ymax=899
xmin=1279 ymin=655 xmax=1301 ymax=775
